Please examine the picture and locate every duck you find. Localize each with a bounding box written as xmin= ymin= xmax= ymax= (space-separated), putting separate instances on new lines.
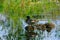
xmin=25 ymin=16 xmax=39 ymax=25
xmin=44 ymin=23 xmax=55 ymax=32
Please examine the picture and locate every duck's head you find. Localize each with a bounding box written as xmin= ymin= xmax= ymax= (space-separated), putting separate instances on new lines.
xmin=26 ymin=16 xmax=30 ymax=19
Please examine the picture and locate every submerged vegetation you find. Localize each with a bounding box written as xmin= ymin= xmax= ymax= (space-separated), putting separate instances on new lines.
xmin=0 ymin=0 xmax=60 ymax=40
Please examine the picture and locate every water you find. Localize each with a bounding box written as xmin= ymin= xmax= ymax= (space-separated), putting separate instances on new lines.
xmin=22 ymin=19 xmax=60 ymax=40
xmin=0 ymin=14 xmax=60 ymax=40
xmin=0 ymin=14 xmax=9 ymax=40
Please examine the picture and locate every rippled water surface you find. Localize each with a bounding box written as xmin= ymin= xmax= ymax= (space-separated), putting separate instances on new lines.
xmin=0 ymin=14 xmax=60 ymax=40
xmin=22 ymin=20 xmax=60 ymax=40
